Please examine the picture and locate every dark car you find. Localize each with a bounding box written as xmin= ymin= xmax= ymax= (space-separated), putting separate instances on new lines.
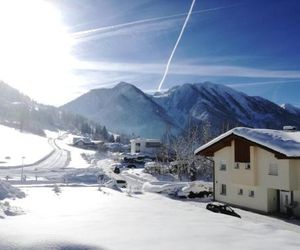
xmin=126 ymin=164 xmax=137 ymax=169
xmin=206 ymin=203 xmax=241 ymax=218
xmin=188 ymin=191 xmax=212 ymax=199
xmin=113 ymin=166 xmax=120 ymax=174
xmin=116 ymin=179 xmax=127 ymax=188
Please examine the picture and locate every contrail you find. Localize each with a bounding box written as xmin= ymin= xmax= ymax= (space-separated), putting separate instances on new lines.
xmin=72 ymin=4 xmax=238 ymax=39
xmin=157 ymin=0 xmax=196 ymax=91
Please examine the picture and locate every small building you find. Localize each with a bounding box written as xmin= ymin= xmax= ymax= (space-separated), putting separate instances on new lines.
xmin=195 ymin=127 xmax=300 ymax=217
xmin=73 ymin=137 xmax=103 ymax=150
xmin=130 ymin=138 xmax=162 ymax=156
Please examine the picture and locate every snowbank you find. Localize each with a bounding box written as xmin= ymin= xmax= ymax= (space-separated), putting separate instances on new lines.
xmin=62 ymin=168 xmax=105 ymax=184
xmin=0 ymin=180 xmax=25 ymax=200
xmin=142 ymin=181 xmax=187 ymax=194
xmin=0 ymin=201 xmax=24 ymax=218
xmin=142 ymin=180 xmax=212 ymax=197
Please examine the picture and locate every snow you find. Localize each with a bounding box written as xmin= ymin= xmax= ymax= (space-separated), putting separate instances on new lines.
xmin=281 ymin=103 xmax=300 ymax=115
xmin=55 ymin=134 xmax=96 ymax=169
xmin=0 ymin=180 xmax=25 ymax=200
xmin=195 ymin=127 xmax=300 ymax=157
xmin=1 ymin=186 xmax=300 ymax=249
xmin=0 ymin=125 xmax=52 ymax=167
xmin=142 ymin=181 xmax=187 ymax=194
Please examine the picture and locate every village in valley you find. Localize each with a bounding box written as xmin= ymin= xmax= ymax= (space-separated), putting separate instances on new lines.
xmin=1 ymin=0 xmax=300 ymax=249
xmin=1 ymin=120 xmax=300 ymax=249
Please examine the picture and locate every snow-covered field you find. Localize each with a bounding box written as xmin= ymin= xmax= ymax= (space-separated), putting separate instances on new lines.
xmin=55 ymin=139 xmax=95 ymax=169
xmin=0 ymin=125 xmax=52 ymax=167
xmin=1 ymin=186 xmax=300 ymax=250
xmin=0 ymin=125 xmax=98 ymax=183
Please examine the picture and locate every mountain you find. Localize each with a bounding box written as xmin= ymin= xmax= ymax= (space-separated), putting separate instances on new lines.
xmin=0 ymin=81 xmax=104 ymax=136
xmin=62 ymin=81 xmax=300 ymax=138
xmin=153 ymin=82 xmax=300 ymax=133
xmin=62 ymin=82 xmax=178 ymax=138
xmin=281 ymin=103 xmax=300 ymax=116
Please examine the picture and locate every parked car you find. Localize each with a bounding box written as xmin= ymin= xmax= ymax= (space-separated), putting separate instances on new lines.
xmin=206 ymin=203 xmax=241 ymax=218
xmin=113 ymin=166 xmax=121 ymax=174
xmin=126 ymin=164 xmax=137 ymax=169
xmin=116 ymin=179 xmax=127 ymax=188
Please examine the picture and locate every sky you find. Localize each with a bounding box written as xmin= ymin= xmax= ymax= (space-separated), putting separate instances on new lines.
xmin=0 ymin=0 xmax=300 ymax=107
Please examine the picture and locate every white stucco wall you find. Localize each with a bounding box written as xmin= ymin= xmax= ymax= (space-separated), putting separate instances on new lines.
xmin=213 ymin=140 xmax=300 ymax=215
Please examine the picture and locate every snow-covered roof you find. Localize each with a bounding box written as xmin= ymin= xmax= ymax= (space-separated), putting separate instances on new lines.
xmin=195 ymin=127 xmax=300 ymax=158
xmin=130 ymin=138 xmax=161 ymax=143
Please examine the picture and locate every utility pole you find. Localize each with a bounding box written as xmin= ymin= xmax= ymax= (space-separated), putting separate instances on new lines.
xmin=21 ymin=156 xmax=25 ymax=182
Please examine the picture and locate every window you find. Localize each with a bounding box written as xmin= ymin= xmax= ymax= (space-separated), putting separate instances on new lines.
xmin=238 ymin=189 xmax=243 ymax=195
xmin=268 ymin=163 xmax=278 ymax=176
xmin=135 ymin=143 xmax=141 ymax=153
xmin=234 ymin=138 xmax=250 ymax=162
xmin=245 ymin=163 xmax=251 ymax=170
xmin=220 ymin=160 xmax=226 ymax=171
xmin=145 ymin=142 xmax=161 ymax=148
xmin=249 ymin=190 xmax=254 ymax=197
xmin=220 ymin=184 xmax=226 ymax=195
xmin=234 ymin=162 xmax=240 ymax=169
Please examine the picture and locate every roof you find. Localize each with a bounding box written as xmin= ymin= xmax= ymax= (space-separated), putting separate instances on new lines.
xmin=194 ymin=127 xmax=300 ymax=158
xmin=130 ymin=138 xmax=161 ymax=143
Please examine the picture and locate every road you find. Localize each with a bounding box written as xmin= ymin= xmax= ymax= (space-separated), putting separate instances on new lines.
xmin=96 ymin=159 xmax=147 ymax=191
xmin=0 ymin=138 xmax=70 ymax=181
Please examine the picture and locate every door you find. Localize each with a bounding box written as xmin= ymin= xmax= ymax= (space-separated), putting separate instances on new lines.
xmin=280 ymin=191 xmax=291 ymax=213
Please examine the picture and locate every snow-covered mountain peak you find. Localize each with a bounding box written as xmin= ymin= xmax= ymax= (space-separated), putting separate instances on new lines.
xmin=62 ymin=81 xmax=300 ymax=138
xmin=281 ymin=103 xmax=300 ymax=115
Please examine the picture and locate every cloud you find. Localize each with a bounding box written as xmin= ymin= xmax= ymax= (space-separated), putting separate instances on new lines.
xmin=227 ymin=79 xmax=300 ymax=88
xmin=71 ymin=4 xmax=241 ymax=42
xmin=72 ymin=60 xmax=300 ymax=79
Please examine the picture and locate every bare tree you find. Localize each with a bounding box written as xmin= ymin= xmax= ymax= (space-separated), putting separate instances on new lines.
xmin=171 ymin=121 xmax=213 ymax=181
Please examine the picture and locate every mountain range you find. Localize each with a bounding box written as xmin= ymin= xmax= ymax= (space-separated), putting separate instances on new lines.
xmin=62 ymin=81 xmax=300 ymax=138
xmin=0 ymin=81 xmax=103 ymax=136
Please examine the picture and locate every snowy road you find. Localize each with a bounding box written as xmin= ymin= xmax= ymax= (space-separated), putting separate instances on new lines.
xmin=0 ymin=138 xmax=70 ymax=181
xmin=31 ymin=138 xmax=70 ymax=169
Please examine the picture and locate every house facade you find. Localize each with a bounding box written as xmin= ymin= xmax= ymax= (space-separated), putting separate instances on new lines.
xmin=130 ymin=138 xmax=162 ymax=156
xmin=195 ymin=127 xmax=300 ymax=217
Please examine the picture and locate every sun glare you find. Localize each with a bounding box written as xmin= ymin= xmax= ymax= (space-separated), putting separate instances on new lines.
xmin=0 ymin=0 xmax=77 ymax=105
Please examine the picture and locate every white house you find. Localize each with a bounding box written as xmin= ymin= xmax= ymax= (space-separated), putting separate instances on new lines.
xmin=195 ymin=127 xmax=300 ymax=217
xmin=130 ymin=138 xmax=162 ymax=156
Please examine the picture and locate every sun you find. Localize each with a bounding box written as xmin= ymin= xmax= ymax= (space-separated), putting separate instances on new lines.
xmin=0 ymin=0 xmax=77 ymax=105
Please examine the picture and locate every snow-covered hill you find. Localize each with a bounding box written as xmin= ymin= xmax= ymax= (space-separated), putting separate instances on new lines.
xmin=0 ymin=80 xmax=105 ymax=136
xmin=62 ymin=82 xmax=300 ymax=138
xmin=0 ymin=125 xmax=52 ymax=167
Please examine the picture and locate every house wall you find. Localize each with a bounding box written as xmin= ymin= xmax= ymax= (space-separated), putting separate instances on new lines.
xmin=290 ymin=160 xmax=300 ymax=216
xmin=214 ymin=141 xmax=268 ymax=212
xmin=213 ymin=140 xmax=300 ymax=214
xmin=255 ymin=148 xmax=291 ymax=190
xmin=231 ymin=144 xmax=257 ymax=186
xmin=131 ymin=139 xmax=161 ymax=155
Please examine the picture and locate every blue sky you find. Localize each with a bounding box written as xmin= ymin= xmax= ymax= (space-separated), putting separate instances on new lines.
xmin=1 ymin=0 xmax=300 ymax=106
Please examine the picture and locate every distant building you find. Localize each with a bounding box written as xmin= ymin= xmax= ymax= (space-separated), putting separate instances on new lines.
xmin=130 ymin=138 xmax=162 ymax=156
xmin=195 ymin=127 xmax=300 ymax=217
xmin=73 ymin=137 xmax=102 ymax=150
